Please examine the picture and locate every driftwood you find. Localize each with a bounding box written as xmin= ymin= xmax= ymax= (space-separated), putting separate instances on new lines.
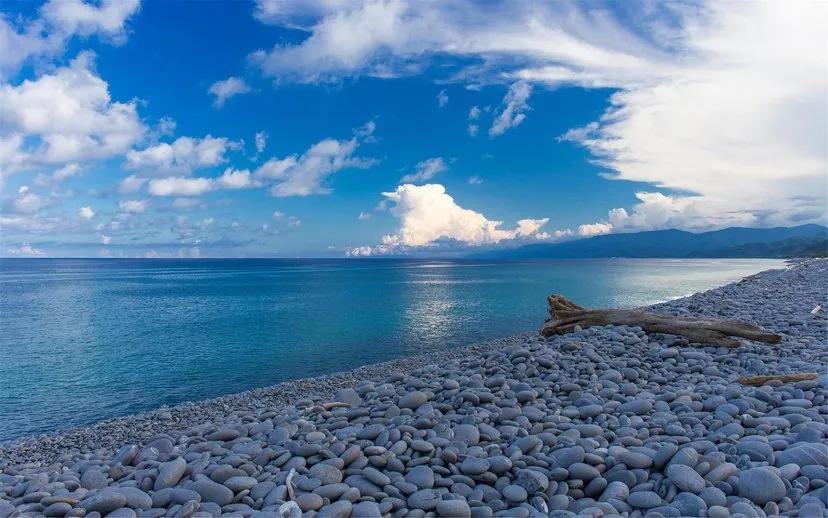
xmin=541 ymin=294 xmax=783 ymax=348
xmin=739 ymin=373 xmax=818 ymax=386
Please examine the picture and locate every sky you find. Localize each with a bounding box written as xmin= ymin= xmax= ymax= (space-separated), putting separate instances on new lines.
xmin=0 ymin=0 xmax=825 ymax=258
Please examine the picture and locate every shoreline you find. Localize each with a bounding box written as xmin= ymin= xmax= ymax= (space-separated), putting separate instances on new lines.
xmin=0 ymin=261 xmax=799 ymax=467
xmin=1 ymin=259 xmax=825 ymax=518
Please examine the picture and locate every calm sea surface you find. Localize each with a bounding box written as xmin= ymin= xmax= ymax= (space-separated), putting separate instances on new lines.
xmin=0 ymin=258 xmax=784 ymax=440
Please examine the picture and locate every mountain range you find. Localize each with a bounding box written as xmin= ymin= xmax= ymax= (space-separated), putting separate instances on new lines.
xmin=470 ymin=224 xmax=827 ymax=259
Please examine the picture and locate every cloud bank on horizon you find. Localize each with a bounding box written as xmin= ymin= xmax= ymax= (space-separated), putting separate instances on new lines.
xmin=0 ymin=0 xmax=825 ymax=257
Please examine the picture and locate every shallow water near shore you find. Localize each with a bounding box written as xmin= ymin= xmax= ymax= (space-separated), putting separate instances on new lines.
xmin=0 ymin=257 xmax=783 ymax=440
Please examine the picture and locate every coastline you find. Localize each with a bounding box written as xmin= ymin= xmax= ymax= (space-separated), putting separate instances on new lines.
xmin=1 ymin=259 xmax=825 ymax=518
xmin=0 ymin=260 xmax=806 ymax=467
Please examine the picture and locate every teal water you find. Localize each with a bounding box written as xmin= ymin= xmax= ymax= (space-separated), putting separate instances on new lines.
xmin=0 ymin=258 xmax=783 ymax=440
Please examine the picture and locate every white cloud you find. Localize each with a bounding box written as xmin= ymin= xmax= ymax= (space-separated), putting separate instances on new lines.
xmin=400 ymin=157 xmax=447 ymax=184
xmin=255 ymin=126 xmax=376 ymax=197
xmin=358 ymin=211 xmax=371 ymax=220
xmin=437 ymin=89 xmax=448 ymax=107
xmin=11 ymin=186 xmax=47 ymax=214
xmin=118 ymin=199 xmax=148 ymax=213
xmin=6 ymin=242 xmax=45 ymax=257
xmin=147 ymin=177 xmax=213 ymax=197
xmin=467 ymin=176 xmax=482 ymax=185
xmin=78 ymin=206 xmax=95 ymax=220
xmin=577 ymin=221 xmax=612 ymax=236
xmin=467 ymin=105 xmax=481 ymax=136
xmin=172 ymin=198 xmax=200 ymax=210
xmin=253 ymin=1 xmax=826 ymax=229
xmin=208 ymin=76 xmax=252 ymax=107
xmin=126 ymin=135 xmax=236 ymax=175
xmin=0 ymin=52 xmax=145 ymax=167
xmin=100 ymin=234 xmax=111 ymax=245
xmin=489 ymin=80 xmax=531 ymax=137
xmin=287 ymin=216 xmax=301 ymax=227
xmin=0 ymin=0 xmax=140 ymax=79
xmin=118 ymin=174 xmax=146 ymax=193
xmin=272 ymin=210 xmax=285 ymax=219
xmin=215 ymin=168 xmax=256 ymax=189
xmin=349 ymin=183 xmax=549 ymax=255
xmin=255 ymin=131 xmax=267 ymax=153
xmin=146 ymin=168 xmax=256 ymax=197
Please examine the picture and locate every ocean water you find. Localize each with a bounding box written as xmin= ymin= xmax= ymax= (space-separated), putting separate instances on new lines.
xmin=0 ymin=258 xmax=784 ymax=440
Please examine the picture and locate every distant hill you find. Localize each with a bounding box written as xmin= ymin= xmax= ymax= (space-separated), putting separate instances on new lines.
xmin=471 ymin=224 xmax=828 ymax=259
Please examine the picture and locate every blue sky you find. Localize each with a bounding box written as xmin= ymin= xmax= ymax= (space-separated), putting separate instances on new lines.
xmin=0 ymin=1 xmax=825 ymax=257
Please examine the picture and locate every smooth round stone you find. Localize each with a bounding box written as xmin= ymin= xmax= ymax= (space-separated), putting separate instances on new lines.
xmin=568 ymin=463 xmax=600 ymax=481
xmin=363 ymin=467 xmax=391 ymax=486
xmin=460 ymin=457 xmax=490 ymax=476
xmin=295 ymin=493 xmax=324 ymax=512
xmin=775 ymin=443 xmax=828 ymax=467
xmin=317 ymin=500 xmax=353 ymax=518
xmin=453 ymin=424 xmax=480 ymax=445
xmin=223 ymin=475 xmax=258 ymax=492
xmin=579 ymin=405 xmax=603 ymax=419
xmin=81 ymin=491 xmax=128 ymax=515
xmin=668 ymin=464 xmax=706 ymax=493
xmin=738 ymin=468 xmax=786 ymax=505
xmin=351 ymin=501 xmax=382 ymax=517
xmin=309 ymin=463 xmax=343 ymax=485
xmin=44 ymin=502 xmax=73 ymax=516
xmin=408 ymin=489 xmax=441 ymax=511
xmin=618 ymin=451 xmax=653 ymax=469
xmin=112 ymin=488 xmax=153 ymax=510
xmin=488 ymin=455 xmax=512 ymax=475
xmin=436 ymin=499 xmax=472 ymax=518
xmin=191 ymin=479 xmax=234 ymax=506
xmin=627 ymin=491 xmax=663 ymax=509
xmin=406 ymin=465 xmax=435 ymax=489
xmin=515 ymin=469 xmax=549 ymax=494
xmin=618 ymin=400 xmax=653 ymax=415
xmin=700 ymin=487 xmax=727 ymax=508
xmin=399 ymin=391 xmax=429 ymax=409
xmin=154 ymin=457 xmax=187 ymax=491
xmin=502 ymin=485 xmax=528 ymax=502
xmin=80 ymin=469 xmax=108 ymax=490
xmin=411 ymin=440 xmax=435 ymax=453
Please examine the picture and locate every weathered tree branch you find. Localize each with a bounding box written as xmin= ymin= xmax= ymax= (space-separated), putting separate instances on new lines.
xmin=739 ymin=373 xmax=818 ymax=386
xmin=541 ymin=294 xmax=783 ymax=348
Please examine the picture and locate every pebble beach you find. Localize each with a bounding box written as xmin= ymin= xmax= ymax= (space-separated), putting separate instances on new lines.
xmin=1 ymin=259 xmax=826 ymax=517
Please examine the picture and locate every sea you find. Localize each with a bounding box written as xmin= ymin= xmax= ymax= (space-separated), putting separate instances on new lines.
xmin=0 ymin=257 xmax=784 ymax=440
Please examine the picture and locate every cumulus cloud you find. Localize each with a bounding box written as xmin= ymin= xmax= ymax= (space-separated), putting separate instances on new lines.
xmin=0 ymin=0 xmax=140 ymax=79
xmin=11 ymin=186 xmax=47 ymax=214
xmin=118 ymin=199 xmax=148 ymax=213
xmin=208 ymin=76 xmax=252 ymax=107
xmin=0 ymin=52 xmax=145 ymax=168
xmin=5 ymin=242 xmax=46 ymax=256
xmin=99 ymin=234 xmax=111 ymax=245
xmin=255 ymin=125 xmax=377 ymax=196
xmin=147 ymin=177 xmax=213 ymax=197
xmin=400 ymin=157 xmax=447 ymax=184
xmin=126 ymin=135 xmax=237 ymax=175
xmin=467 ymin=176 xmax=482 ymax=185
xmin=348 ymin=183 xmax=549 ymax=255
xmin=147 ymin=168 xmax=256 ymax=196
xmin=118 ymin=174 xmax=146 ymax=193
xmin=489 ymin=81 xmax=531 ymax=137
xmin=78 ymin=206 xmax=95 ymax=220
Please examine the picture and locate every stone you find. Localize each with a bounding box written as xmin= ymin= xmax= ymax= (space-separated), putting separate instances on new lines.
xmin=190 ymin=479 xmax=234 ymax=506
xmin=460 ymin=456 xmax=490 ymax=476
xmin=399 ymin=391 xmax=429 ymax=409
xmin=309 ymin=463 xmax=343 ymax=485
xmin=667 ymin=464 xmax=706 ymax=493
xmin=436 ymin=499 xmax=472 ymax=518
xmin=627 ymin=491 xmax=663 ymax=509
xmin=154 ymin=457 xmax=187 ymax=491
xmin=738 ymin=468 xmax=786 ymax=505
xmin=81 ymin=490 xmax=128 ymax=515
xmin=502 ymin=485 xmax=528 ymax=502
